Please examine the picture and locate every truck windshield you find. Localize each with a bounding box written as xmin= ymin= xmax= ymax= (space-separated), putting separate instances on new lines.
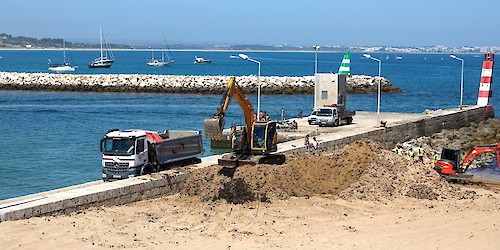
xmin=103 ymin=138 xmax=135 ymax=156
xmin=317 ymin=109 xmax=333 ymax=116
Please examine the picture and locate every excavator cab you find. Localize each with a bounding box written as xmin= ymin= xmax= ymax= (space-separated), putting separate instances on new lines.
xmin=251 ymin=121 xmax=278 ymax=153
xmin=434 ymin=147 xmax=461 ymax=174
xmin=231 ymin=121 xmax=278 ymax=154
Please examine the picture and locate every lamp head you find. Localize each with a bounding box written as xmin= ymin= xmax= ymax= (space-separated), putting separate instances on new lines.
xmin=363 ymin=54 xmax=371 ymax=59
xmin=313 ymin=45 xmax=320 ymax=51
xmin=239 ymin=53 xmax=249 ymax=60
xmin=450 ymin=55 xmax=456 ymax=59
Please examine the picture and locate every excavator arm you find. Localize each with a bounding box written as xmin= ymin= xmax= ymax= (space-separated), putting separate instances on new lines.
xmin=204 ymin=77 xmax=254 ymax=145
xmin=460 ymin=143 xmax=500 ymax=172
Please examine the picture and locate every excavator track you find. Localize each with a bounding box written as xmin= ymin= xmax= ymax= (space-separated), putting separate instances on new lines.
xmin=217 ymin=153 xmax=286 ymax=178
xmin=218 ymin=153 xmax=286 ymax=167
xmin=442 ymin=173 xmax=473 ymax=183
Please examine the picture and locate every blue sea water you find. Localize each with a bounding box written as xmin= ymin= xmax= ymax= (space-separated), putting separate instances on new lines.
xmin=0 ymin=50 xmax=498 ymax=200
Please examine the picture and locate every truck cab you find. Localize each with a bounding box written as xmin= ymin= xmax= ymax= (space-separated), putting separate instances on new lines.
xmin=307 ymin=109 xmax=319 ymax=125
xmin=100 ymin=129 xmax=157 ymax=180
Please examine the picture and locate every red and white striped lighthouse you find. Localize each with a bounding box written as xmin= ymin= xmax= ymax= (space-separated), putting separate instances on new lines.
xmin=477 ymin=52 xmax=494 ymax=106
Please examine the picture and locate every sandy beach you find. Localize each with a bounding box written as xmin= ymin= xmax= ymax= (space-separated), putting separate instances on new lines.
xmin=0 ymin=190 xmax=498 ymax=249
xmin=1 ymin=135 xmax=500 ymax=249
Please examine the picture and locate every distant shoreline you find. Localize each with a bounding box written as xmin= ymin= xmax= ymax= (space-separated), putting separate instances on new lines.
xmin=0 ymin=48 xmax=483 ymax=54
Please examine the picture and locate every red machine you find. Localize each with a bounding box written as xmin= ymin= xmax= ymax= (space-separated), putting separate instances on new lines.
xmin=434 ymin=143 xmax=500 ymax=180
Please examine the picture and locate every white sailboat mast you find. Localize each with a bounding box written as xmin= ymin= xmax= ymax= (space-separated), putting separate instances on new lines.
xmin=161 ymin=43 xmax=165 ymax=61
xmin=161 ymin=31 xmax=167 ymax=62
xmin=99 ymin=28 xmax=103 ymax=59
xmin=63 ymin=38 xmax=66 ymax=63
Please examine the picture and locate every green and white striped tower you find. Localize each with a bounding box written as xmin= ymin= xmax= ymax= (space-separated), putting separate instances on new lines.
xmin=338 ymin=51 xmax=350 ymax=75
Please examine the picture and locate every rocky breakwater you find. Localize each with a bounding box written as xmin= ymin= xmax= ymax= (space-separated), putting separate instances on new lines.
xmin=0 ymin=72 xmax=403 ymax=94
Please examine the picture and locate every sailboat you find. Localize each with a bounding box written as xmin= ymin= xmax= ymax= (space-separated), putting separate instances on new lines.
xmin=147 ymin=32 xmax=174 ymax=67
xmin=48 ymin=38 xmax=76 ymax=72
xmin=89 ymin=29 xmax=114 ymax=68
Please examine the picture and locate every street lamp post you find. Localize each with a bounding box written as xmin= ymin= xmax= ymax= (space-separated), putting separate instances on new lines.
xmin=363 ymin=54 xmax=382 ymax=126
xmin=450 ymin=54 xmax=464 ymax=110
xmin=313 ymin=45 xmax=320 ymax=74
xmin=312 ymin=45 xmax=320 ymax=108
xmin=239 ymin=53 xmax=262 ymax=116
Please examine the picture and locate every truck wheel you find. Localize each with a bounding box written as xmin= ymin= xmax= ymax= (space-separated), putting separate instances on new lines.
xmin=346 ymin=117 xmax=353 ymax=125
xmin=140 ymin=163 xmax=154 ymax=175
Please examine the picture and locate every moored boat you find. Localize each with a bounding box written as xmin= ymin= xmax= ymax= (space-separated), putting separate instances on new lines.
xmin=48 ymin=38 xmax=76 ymax=72
xmin=89 ymin=29 xmax=114 ymax=68
xmin=147 ymin=32 xmax=174 ymax=67
xmin=48 ymin=62 xmax=76 ymax=72
xmin=193 ymin=56 xmax=211 ymax=64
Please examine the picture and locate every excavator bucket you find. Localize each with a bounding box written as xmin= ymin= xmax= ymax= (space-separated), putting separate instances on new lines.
xmin=204 ymin=117 xmax=225 ymax=139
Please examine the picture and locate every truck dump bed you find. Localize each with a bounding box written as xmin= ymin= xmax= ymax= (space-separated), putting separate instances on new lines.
xmin=154 ymin=130 xmax=205 ymax=165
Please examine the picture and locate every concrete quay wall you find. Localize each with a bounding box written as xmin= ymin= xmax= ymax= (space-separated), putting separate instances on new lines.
xmin=0 ymin=106 xmax=494 ymax=222
xmin=0 ymin=172 xmax=188 ymax=222
xmin=282 ymin=105 xmax=495 ymax=154
xmin=0 ymin=72 xmax=401 ymax=94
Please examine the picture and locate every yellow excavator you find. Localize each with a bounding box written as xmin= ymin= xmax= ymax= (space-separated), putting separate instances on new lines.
xmin=204 ymin=76 xmax=286 ymax=168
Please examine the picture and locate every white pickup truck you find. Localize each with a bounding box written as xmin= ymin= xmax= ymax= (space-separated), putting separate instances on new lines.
xmin=307 ymin=109 xmax=319 ymax=125
xmin=315 ymin=105 xmax=355 ymax=127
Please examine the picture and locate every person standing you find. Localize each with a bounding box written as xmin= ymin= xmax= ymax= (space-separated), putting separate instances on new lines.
xmin=417 ymin=145 xmax=424 ymax=163
xmin=304 ymin=134 xmax=310 ymax=151
xmin=281 ymin=107 xmax=285 ymax=122
xmin=231 ymin=123 xmax=237 ymax=135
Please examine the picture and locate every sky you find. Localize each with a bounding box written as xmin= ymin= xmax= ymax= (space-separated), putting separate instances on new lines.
xmin=1 ymin=0 xmax=499 ymax=47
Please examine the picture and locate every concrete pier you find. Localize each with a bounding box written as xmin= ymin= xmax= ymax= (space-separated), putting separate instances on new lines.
xmin=0 ymin=105 xmax=494 ymax=222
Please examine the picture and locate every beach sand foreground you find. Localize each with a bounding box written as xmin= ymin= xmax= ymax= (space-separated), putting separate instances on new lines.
xmin=1 ymin=140 xmax=499 ymax=249
xmin=0 ymin=191 xmax=498 ymax=249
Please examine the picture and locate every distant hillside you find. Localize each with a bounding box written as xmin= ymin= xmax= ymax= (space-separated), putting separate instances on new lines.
xmin=0 ymin=33 xmax=322 ymax=50
xmin=0 ymin=33 xmax=487 ymax=53
xmin=0 ymin=33 xmax=89 ymax=48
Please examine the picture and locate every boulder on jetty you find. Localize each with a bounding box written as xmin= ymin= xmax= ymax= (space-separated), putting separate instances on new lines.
xmin=0 ymin=72 xmax=403 ymax=94
xmin=347 ymin=75 xmax=403 ymax=93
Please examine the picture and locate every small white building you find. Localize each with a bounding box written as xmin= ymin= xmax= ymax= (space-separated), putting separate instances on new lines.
xmin=314 ymin=73 xmax=347 ymax=109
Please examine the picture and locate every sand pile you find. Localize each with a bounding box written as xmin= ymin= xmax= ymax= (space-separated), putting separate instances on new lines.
xmin=181 ymin=141 xmax=477 ymax=204
xmin=337 ymin=149 xmax=476 ymax=201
